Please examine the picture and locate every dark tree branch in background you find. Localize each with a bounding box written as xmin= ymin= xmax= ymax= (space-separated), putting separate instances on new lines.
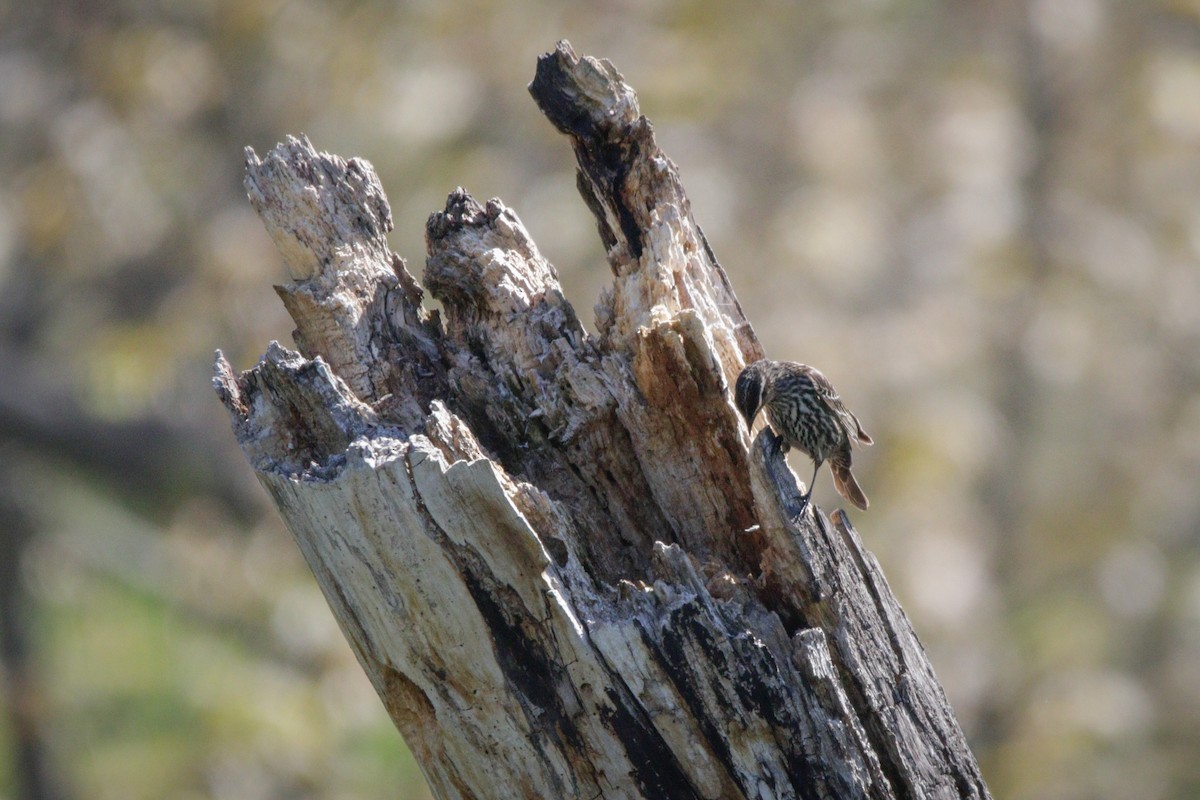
xmin=215 ymin=41 xmax=990 ymax=799
xmin=0 ymin=344 xmax=263 ymax=523
xmin=0 ymin=462 xmax=71 ymax=800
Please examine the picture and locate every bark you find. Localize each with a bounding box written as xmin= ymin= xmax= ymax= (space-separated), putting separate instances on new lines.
xmin=214 ymin=41 xmax=990 ymax=800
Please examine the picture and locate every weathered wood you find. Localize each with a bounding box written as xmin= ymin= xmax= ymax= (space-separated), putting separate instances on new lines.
xmin=214 ymin=40 xmax=990 ymax=800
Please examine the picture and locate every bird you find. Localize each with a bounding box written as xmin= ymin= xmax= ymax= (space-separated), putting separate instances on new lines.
xmin=735 ymin=359 xmax=872 ymax=513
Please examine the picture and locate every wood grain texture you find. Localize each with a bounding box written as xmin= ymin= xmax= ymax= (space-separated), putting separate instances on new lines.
xmin=215 ymin=40 xmax=990 ymax=800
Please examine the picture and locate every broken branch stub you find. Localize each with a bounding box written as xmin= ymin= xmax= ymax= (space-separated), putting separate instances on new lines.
xmin=214 ymin=40 xmax=990 ymax=800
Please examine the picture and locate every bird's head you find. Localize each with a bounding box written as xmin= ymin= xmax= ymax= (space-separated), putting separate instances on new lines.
xmin=734 ymin=360 xmax=768 ymax=428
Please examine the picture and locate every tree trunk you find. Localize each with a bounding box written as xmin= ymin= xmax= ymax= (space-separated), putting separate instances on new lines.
xmin=213 ymin=40 xmax=990 ymax=800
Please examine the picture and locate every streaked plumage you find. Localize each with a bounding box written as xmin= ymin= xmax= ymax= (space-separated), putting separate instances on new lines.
xmin=735 ymin=359 xmax=872 ymax=511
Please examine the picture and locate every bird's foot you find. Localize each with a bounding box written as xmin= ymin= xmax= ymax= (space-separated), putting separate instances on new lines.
xmin=789 ymin=493 xmax=813 ymax=525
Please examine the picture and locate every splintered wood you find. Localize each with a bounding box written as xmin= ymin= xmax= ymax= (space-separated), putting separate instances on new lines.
xmin=215 ymin=40 xmax=990 ymax=800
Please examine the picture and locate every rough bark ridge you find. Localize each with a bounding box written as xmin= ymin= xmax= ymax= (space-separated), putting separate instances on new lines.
xmin=214 ymin=41 xmax=991 ymax=800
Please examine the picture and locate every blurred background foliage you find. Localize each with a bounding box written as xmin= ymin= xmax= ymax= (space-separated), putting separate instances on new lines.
xmin=2 ymin=0 xmax=1199 ymax=798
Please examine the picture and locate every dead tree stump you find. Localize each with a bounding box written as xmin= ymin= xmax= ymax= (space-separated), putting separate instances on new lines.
xmin=214 ymin=40 xmax=991 ymax=800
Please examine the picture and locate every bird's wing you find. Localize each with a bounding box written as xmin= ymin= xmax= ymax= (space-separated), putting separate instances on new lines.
xmin=806 ymin=367 xmax=843 ymax=406
xmin=847 ymin=411 xmax=873 ymax=445
xmin=809 ymin=367 xmax=873 ymax=445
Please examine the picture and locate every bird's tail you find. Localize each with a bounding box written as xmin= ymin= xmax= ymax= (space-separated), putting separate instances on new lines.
xmin=831 ymin=459 xmax=869 ymax=510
